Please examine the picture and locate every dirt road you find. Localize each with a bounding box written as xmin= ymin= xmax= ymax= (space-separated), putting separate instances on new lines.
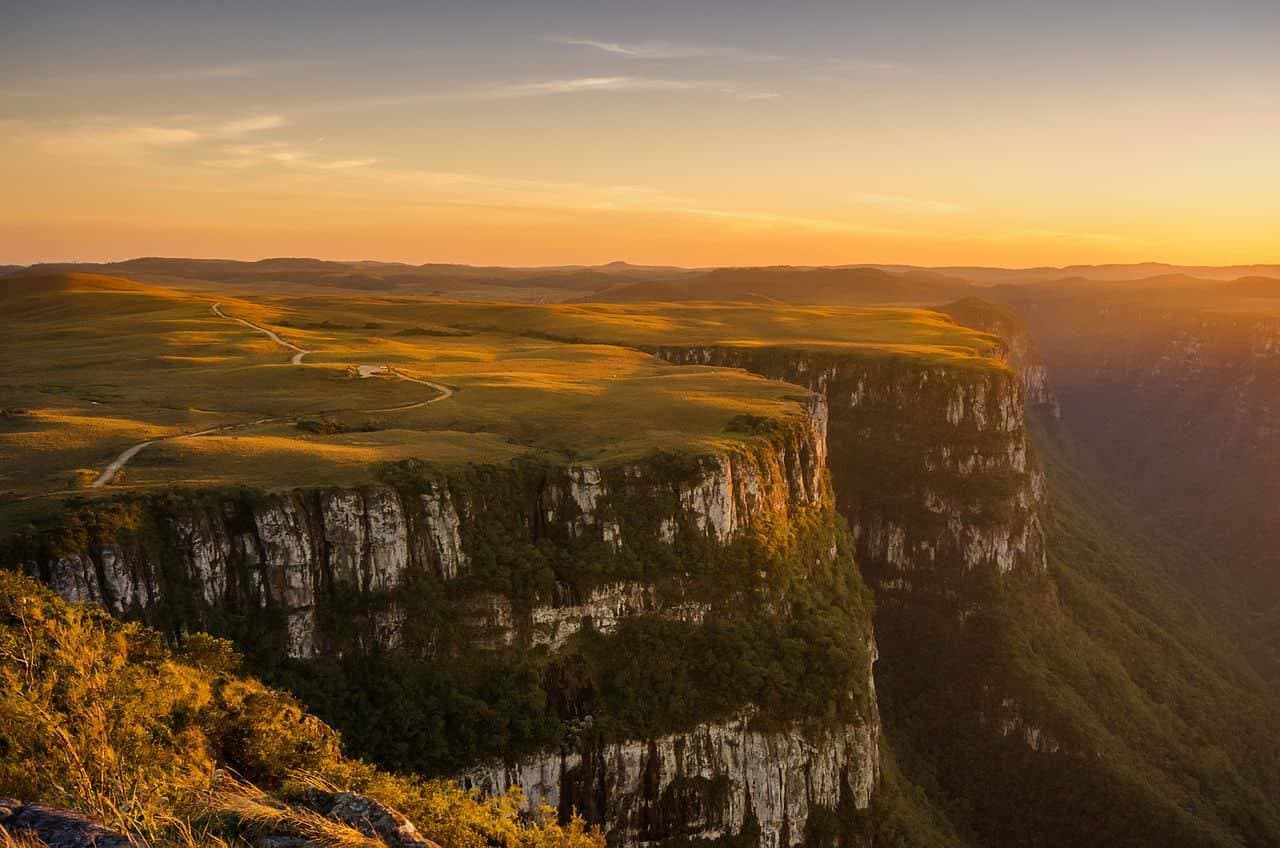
xmin=90 ymin=304 xmax=452 ymax=488
xmin=211 ymin=302 xmax=309 ymax=364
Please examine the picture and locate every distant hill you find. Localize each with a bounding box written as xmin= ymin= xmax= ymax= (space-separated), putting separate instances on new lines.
xmin=580 ymin=265 xmax=973 ymax=305
xmin=883 ymin=262 xmax=1280 ymax=286
xmin=0 ymin=271 xmax=182 ymax=304
xmin=1218 ymin=275 xmax=1280 ymax=298
xmin=13 ymin=257 xmax=1279 ymax=302
xmin=18 ymin=257 xmax=650 ymax=299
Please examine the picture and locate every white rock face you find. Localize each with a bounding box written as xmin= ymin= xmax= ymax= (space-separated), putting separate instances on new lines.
xmin=49 ymin=554 xmax=100 ymax=606
xmin=681 ymin=455 xmax=737 ymax=540
xmin=464 ymin=713 xmax=880 ymax=848
xmin=99 ymin=546 xmax=150 ymax=614
xmin=650 ymin=345 xmax=1047 ymax=583
xmin=364 ymin=487 xmax=409 ymax=591
xmin=254 ymin=496 xmax=316 ymax=609
xmin=420 ymin=488 xmax=467 ymax=580
xmin=322 ymin=490 xmax=366 ymax=588
xmin=174 ymin=511 xmax=230 ymax=607
xmin=531 ymin=582 xmax=709 ymax=651
xmin=567 ymin=465 xmax=605 ymax=525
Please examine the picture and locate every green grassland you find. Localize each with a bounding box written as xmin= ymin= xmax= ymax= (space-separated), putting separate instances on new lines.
xmin=279 ymin=297 xmax=1003 ymax=362
xmin=0 ymin=273 xmax=1005 ymax=510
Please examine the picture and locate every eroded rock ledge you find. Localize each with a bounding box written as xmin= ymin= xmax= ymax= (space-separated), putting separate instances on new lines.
xmin=464 ymin=706 xmax=880 ymax=848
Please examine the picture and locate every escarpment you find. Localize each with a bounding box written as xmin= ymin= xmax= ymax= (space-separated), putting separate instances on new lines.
xmin=20 ymin=398 xmax=830 ymax=657
xmin=647 ymin=345 xmax=1047 ymax=609
xmin=464 ymin=705 xmax=880 ymax=848
xmin=12 ymin=396 xmax=882 ymax=847
xmin=936 ymin=297 xmax=1061 ymax=417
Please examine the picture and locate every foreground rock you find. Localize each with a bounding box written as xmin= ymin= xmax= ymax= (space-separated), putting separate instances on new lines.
xmin=0 ymin=798 xmax=131 ymax=848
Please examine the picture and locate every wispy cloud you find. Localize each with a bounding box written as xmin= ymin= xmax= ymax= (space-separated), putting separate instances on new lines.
xmin=555 ymin=37 xmax=779 ymax=62
xmin=199 ymin=140 xmax=375 ymax=172
xmin=486 ymin=76 xmax=702 ymax=97
xmin=36 ymin=124 xmax=203 ymax=151
xmin=312 ymin=158 xmax=378 ymax=170
xmin=306 ymin=75 xmax=777 ymax=114
xmin=18 ymin=112 xmax=286 ymax=153
xmin=216 ymin=115 xmax=287 ymax=136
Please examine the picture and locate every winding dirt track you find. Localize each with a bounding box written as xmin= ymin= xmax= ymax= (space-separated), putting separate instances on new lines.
xmin=211 ymin=301 xmax=310 ymax=364
xmin=90 ymin=303 xmax=451 ymax=488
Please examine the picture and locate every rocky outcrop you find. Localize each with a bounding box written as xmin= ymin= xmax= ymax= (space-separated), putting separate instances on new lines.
xmin=292 ymin=790 xmax=440 ymax=847
xmin=465 ymin=709 xmax=879 ymax=848
xmin=0 ymin=798 xmax=131 ymax=848
xmin=647 ymin=346 xmax=1047 ymax=601
xmin=0 ymin=793 xmax=442 ymax=848
xmin=531 ymin=581 xmax=709 ymax=651
xmin=936 ymin=297 xmax=1061 ymax=417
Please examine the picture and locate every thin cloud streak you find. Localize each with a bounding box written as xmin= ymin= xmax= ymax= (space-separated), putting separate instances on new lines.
xmin=555 ymin=37 xmax=780 ymax=62
xmin=304 ymin=76 xmax=779 ymax=114
xmin=217 ymin=115 xmax=288 ymax=135
xmin=488 ymin=76 xmax=701 ymax=96
xmin=18 ymin=112 xmax=287 ymax=152
xmin=199 ymin=140 xmax=375 ymax=172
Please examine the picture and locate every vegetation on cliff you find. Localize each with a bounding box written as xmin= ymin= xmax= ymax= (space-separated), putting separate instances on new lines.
xmin=869 ymin=438 xmax=1280 ymax=848
xmin=0 ymin=571 xmax=601 ymax=848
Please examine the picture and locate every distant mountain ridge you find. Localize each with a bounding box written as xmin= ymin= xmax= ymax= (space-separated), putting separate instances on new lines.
xmin=4 ymin=258 xmax=1278 ymax=303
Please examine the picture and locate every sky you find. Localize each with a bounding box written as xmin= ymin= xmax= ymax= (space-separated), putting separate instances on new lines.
xmin=2 ymin=0 xmax=1278 ymax=268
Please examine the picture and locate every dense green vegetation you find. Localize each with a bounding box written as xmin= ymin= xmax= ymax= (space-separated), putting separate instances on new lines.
xmin=869 ymin=428 xmax=1280 ymax=848
xmin=998 ymin=281 xmax=1280 ymax=689
xmin=0 ymin=570 xmax=602 ymax=847
xmin=265 ymin=483 xmax=874 ymax=777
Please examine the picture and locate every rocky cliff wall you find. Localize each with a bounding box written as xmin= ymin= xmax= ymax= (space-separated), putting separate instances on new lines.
xmin=12 ymin=395 xmax=882 ymax=847
xmin=465 ymin=701 xmax=879 ymax=848
xmin=934 ymin=298 xmax=1061 ymax=417
xmin=647 ymin=347 xmax=1046 ymax=610
xmin=22 ymin=397 xmax=830 ymax=657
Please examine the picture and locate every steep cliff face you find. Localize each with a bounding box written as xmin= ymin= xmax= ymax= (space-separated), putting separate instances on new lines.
xmin=15 ymin=397 xmax=881 ymax=847
xmin=647 ymin=347 xmax=1046 ymax=607
xmin=465 ymin=705 xmax=879 ymax=848
xmin=936 ymin=297 xmax=1061 ymax=417
xmin=25 ymin=398 xmax=830 ymax=658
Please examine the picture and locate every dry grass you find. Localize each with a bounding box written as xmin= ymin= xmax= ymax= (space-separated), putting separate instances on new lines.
xmin=201 ymin=774 xmax=385 ymax=848
xmin=0 ymin=829 xmax=49 ymax=848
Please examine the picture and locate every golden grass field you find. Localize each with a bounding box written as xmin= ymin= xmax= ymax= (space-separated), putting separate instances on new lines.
xmin=0 ymin=272 xmax=1004 ymax=513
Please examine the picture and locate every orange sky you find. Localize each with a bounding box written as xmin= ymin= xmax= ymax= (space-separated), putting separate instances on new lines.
xmin=3 ymin=1 xmax=1277 ymax=267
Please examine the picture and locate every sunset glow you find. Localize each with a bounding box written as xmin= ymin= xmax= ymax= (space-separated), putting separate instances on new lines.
xmin=3 ymin=1 xmax=1277 ymax=267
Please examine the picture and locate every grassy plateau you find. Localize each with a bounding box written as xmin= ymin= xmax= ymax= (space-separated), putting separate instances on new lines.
xmin=0 ymin=272 xmax=1004 ymax=518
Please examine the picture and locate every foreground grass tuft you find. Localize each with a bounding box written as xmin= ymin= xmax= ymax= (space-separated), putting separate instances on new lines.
xmin=0 ymin=571 xmax=601 ymax=848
